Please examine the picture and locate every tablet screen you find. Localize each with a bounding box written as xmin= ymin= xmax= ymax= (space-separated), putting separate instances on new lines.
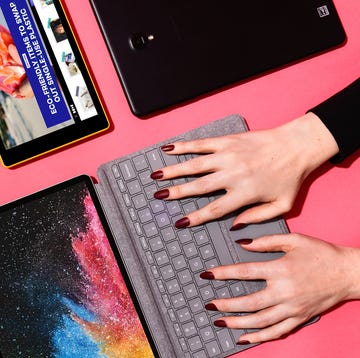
xmin=0 ymin=0 xmax=109 ymax=167
xmin=0 ymin=176 xmax=157 ymax=357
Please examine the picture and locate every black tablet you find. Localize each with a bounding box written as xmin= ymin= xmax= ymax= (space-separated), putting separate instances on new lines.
xmin=0 ymin=0 xmax=109 ymax=167
xmin=91 ymin=0 xmax=346 ymax=116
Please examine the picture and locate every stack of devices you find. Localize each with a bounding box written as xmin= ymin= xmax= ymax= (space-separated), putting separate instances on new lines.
xmin=1 ymin=115 xmax=290 ymax=358
xmin=0 ymin=0 xmax=345 ymax=166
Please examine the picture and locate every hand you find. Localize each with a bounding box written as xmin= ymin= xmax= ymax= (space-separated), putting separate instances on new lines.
xmin=201 ymin=234 xmax=360 ymax=344
xmin=152 ymin=113 xmax=339 ymax=228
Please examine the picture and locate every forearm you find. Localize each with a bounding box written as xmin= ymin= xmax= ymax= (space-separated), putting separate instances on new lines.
xmin=310 ymin=78 xmax=360 ymax=163
xmin=339 ymin=245 xmax=360 ymax=301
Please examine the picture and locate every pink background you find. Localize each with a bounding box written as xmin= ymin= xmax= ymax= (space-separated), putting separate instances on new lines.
xmin=1 ymin=1 xmax=360 ymax=357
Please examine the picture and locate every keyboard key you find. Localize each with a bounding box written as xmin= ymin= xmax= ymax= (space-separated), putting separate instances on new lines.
xmin=230 ymin=282 xmax=247 ymax=297
xmin=155 ymin=251 xmax=170 ymax=265
xmin=166 ymin=201 xmax=182 ymax=215
xmin=172 ymin=293 xmax=186 ymax=309
xmin=116 ymin=179 xmax=126 ymax=192
xmin=194 ymin=230 xmax=210 ymax=245
xmin=200 ymin=326 xmax=215 ymax=342
xmin=178 ymin=229 xmax=192 ymax=244
xmin=133 ymin=154 xmax=148 ymax=171
xmin=112 ymin=164 xmax=121 ymax=178
xmin=178 ymin=269 xmax=192 ymax=285
xmin=217 ymin=329 xmax=235 ymax=352
xmin=195 ymin=311 xmax=210 ymax=328
xmin=183 ymin=202 xmax=197 ymax=215
xmin=182 ymin=321 xmax=197 ymax=337
xmin=138 ymin=208 xmax=152 ymax=223
xmin=166 ymin=278 xmax=181 ymax=294
xmin=199 ymin=244 xmax=215 ymax=260
xmin=183 ymin=283 xmax=198 ymax=299
xmin=161 ymin=227 xmax=176 ymax=242
xmin=162 ymin=150 xmax=181 ymax=167
xmin=155 ymin=212 xmax=171 ymax=228
xmin=167 ymin=241 xmax=182 ymax=257
xmin=184 ymin=242 xmax=198 ymax=258
xmin=139 ymin=170 xmax=153 ymax=185
xmin=176 ymin=307 xmax=191 ymax=323
xmin=143 ymin=222 xmax=158 ymax=237
xmin=156 ymin=280 xmax=165 ymax=293
xmin=144 ymin=184 xmax=157 ymax=199
xmin=178 ymin=337 xmax=188 ymax=352
xmin=172 ymin=255 xmax=187 ymax=270
xmin=193 ymin=351 xmax=207 ymax=358
xmin=133 ymin=194 xmax=147 ymax=209
xmin=188 ymin=297 xmax=203 ymax=314
xmin=200 ymin=285 xmax=215 ymax=301
xmin=205 ymin=341 xmax=221 ymax=357
xmin=189 ymin=257 xmax=204 ymax=272
xmin=119 ymin=160 xmax=136 ymax=180
xmin=216 ymin=287 xmax=231 ymax=299
xmin=188 ymin=335 xmax=203 ymax=352
xmin=149 ymin=237 xmax=164 ymax=251
xmin=168 ymin=309 xmax=176 ymax=322
xmin=160 ymin=265 xmax=175 ymax=280
xmin=150 ymin=200 xmax=165 ymax=213
xmin=146 ymin=149 xmax=164 ymax=171
xmin=127 ymin=179 xmax=141 ymax=195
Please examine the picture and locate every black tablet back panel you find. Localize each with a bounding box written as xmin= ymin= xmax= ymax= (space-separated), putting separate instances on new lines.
xmin=90 ymin=0 xmax=346 ymax=116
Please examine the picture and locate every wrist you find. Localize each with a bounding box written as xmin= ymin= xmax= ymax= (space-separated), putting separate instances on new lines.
xmin=278 ymin=112 xmax=339 ymax=177
xmin=339 ymin=246 xmax=360 ymax=301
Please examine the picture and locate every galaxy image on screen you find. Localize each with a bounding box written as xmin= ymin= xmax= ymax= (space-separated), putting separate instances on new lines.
xmin=0 ymin=180 xmax=154 ymax=357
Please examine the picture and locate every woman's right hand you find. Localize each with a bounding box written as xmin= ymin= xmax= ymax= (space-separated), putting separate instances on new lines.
xmin=152 ymin=112 xmax=339 ymax=228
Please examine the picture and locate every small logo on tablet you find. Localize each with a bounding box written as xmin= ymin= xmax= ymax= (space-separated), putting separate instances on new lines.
xmin=317 ymin=5 xmax=330 ymax=17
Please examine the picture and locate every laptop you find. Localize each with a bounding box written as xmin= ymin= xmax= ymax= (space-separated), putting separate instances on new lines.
xmin=90 ymin=0 xmax=346 ymax=116
xmin=0 ymin=0 xmax=109 ymax=168
xmin=0 ymin=114 xmax=299 ymax=358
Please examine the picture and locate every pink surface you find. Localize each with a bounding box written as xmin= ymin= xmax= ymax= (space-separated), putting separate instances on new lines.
xmin=1 ymin=1 xmax=360 ymax=357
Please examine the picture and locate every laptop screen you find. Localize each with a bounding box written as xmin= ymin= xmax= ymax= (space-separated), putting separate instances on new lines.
xmin=0 ymin=177 xmax=156 ymax=357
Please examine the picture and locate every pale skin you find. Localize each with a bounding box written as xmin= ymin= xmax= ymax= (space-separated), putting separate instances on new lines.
xmin=151 ymin=112 xmax=360 ymax=344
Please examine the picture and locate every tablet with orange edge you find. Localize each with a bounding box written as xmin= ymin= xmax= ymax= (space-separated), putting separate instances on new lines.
xmin=0 ymin=0 xmax=109 ymax=168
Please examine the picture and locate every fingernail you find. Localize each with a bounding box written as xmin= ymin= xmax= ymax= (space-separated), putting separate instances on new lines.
xmin=214 ymin=320 xmax=227 ymax=328
xmin=237 ymin=340 xmax=251 ymax=346
xmin=200 ymin=271 xmax=215 ymax=280
xmin=230 ymin=223 xmax=247 ymax=231
xmin=150 ymin=170 xmax=164 ymax=180
xmin=205 ymin=303 xmax=218 ymax=311
xmin=154 ymin=189 xmax=169 ymax=200
xmin=161 ymin=144 xmax=175 ymax=152
xmin=235 ymin=238 xmax=253 ymax=245
xmin=175 ymin=217 xmax=190 ymax=229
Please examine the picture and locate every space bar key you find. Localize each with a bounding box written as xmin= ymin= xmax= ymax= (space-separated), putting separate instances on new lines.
xmin=206 ymin=221 xmax=235 ymax=266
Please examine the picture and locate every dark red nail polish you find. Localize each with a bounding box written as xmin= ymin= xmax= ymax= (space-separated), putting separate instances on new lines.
xmin=235 ymin=238 xmax=253 ymax=245
xmin=175 ymin=217 xmax=190 ymax=229
xmin=237 ymin=340 xmax=251 ymax=346
xmin=205 ymin=303 xmax=218 ymax=311
xmin=200 ymin=271 xmax=215 ymax=280
xmin=150 ymin=170 xmax=164 ymax=180
xmin=154 ymin=189 xmax=169 ymax=200
xmin=161 ymin=144 xmax=175 ymax=152
xmin=230 ymin=223 xmax=247 ymax=231
xmin=214 ymin=320 xmax=227 ymax=328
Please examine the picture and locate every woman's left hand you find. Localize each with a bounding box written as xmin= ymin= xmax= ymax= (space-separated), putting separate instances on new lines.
xmin=201 ymin=233 xmax=360 ymax=344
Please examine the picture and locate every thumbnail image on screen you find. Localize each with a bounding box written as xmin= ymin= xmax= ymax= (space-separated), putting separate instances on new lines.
xmin=0 ymin=180 xmax=155 ymax=357
xmin=0 ymin=0 xmax=98 ymax=150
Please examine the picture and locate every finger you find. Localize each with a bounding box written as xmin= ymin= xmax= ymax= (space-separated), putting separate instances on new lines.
xmin=237 ymin=317 xmax=302 ymax=343
xmin=207 ymin=260 xmax=274 ymax=281
xmin=215 ymin=305 xmax=288 ymax=329
xmin=161 ymin=136 xmax=228 ymax=155
xmin=153 ymin=154 xmax=217 ymax=180
xmin=234 ymin=200 xmax=291 ymax=225
xmin=235 ymin=234 xmax=294 ymax=254
xmin=158 ymin=172 xmax=227 ymax=200
xmin=208 ymin=288 xmax=279 ymax=313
